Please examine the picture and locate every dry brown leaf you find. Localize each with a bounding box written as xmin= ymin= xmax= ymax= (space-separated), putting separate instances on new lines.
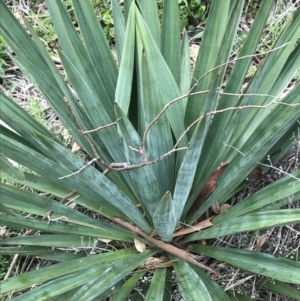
xmin=190 ymin=162 xmax=229 ymax=216
xmin=134 ymin=238 xmax=146 ymax=253
xmin=173 ymin=218 xmax=213 ymax=237
xmin=254 ymin=233 xmax=268 ymax=251
xmin=140 ymin=256 xmax=172 ymax=269
xmin=248 ymin=167 xmax=263 ymax=180
xmin=71 ymin=142 xmax=81 ymax=153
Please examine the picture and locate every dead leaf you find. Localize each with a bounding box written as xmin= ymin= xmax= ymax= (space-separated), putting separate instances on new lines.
xmin=211 ymin=201 xmax=220 ymax=214
xmin=189 ymin=44 xmax=199 ymax=62
xmin=134 ymin=238 xmax=146 ymax=253
xmin=254 ymin=233 xmax=268 ymax=251
xmin=71 ymin=142 xmax=81 ymax=153
xmin=0 ymin=227 xmax=7 ymax=237
xmin=67 ymin=202 xmax=76 ymax=209
xmin=98 ymin=238 xmax=112 ymax=244
xmin=270 ymin=148 xmax=281 ymax=156
xmin=190 ymin=162 xmax=229 ymax=216
xmin=248 ymin=167 xmax=263 ymax=180
xmin=173 ymin=218 xmax=213 ymax=237
xmin=220 ymin=204 xmax=231 ymax=213
xmin=140 ymin=256 xmax=172 ymax=269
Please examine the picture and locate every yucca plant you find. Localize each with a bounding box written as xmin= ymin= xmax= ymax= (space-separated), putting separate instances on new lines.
xmin=0 ymin=0 xmax=300 ymax=300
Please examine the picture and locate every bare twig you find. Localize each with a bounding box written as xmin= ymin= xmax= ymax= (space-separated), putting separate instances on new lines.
xmin=82 ymin=118 xmax=121 ymax=135
xmin=59 ymin=157 xmax=100 ymax=180
xmin=64 ymin=97 xmax=99 ymax=159
xmin=113 ymin=217 xmax=220 ymax=276
xmin=142 ymin=43 xmax=291 ymax=149
xmin=25 ymin=190 xmax=78 ymax=235
xmin=257 ymin=161 xmax=300 ymax=181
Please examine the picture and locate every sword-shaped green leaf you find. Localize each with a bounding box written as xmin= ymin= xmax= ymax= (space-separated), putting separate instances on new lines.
xmin=153 ymin=192 xmax=175 ymax=242
xmin=184 ymin=209 xmax=300 ymax=242
xmin=193 ymin=245 xmax=300 ymax=284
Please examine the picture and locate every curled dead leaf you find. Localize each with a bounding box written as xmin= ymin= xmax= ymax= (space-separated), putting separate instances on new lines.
xmin=190 ymin=162 xmax=229 ymax=217
xmin=254 ymin=233 xmax=268 ymax=251
xmin=140 ymin=256 xmax=172 ymax=269
xmin=134 ymin=238 xmax=146 ymax=253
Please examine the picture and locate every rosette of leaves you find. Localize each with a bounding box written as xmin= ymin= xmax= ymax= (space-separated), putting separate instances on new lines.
xmin=0 ymin=0 xmax=300 ymax=300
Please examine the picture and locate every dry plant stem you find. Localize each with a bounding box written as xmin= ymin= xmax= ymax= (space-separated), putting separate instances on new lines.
xmin=113 ymin=217 xmax=220 ymax=276
xmin=142 ymin=43 xmax=291 ymax=149
xmin=25 ymin=190 xmax=77 ymax=235
xmin=82 ymin=118 xmax=121 ymax=135
xmin=4 ymin=254 xmax=19 ymax=280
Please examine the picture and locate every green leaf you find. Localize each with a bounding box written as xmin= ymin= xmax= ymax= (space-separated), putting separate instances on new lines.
xmin=0 ymin=92 xmax=60 ymax=151
xmin=0 ymin=6 xmax=94 ymax=155
xmin=112 ymin=0 xmax=125 ymax=64
xmin=137 ymin=0 xmax=160 ymax=47
xmin=45 ymin=0 xmax=115 ymax=119
xmin=110 ymin=270 xmax=146 ymax=301
xmin=0 ymin=183 xmax=129 ymax=235
xmin=145 ymin=268 xmax=167 ymax=301
xmin=1 ymin=133 xmax=125 ymax=218
xmin=192 ymin=0 xmax=273 ymax=179
xmin=0 ymin=249 xmax=133 ymax=293
xmin=69 ymin=250 xmax=155 ymax=301
xmin=213 ymin=168 xmax=300 ymax=223
xmin=185 ymin=0 xmax=230 ymax=128
xmin=260 ymin=279 xmax=300 ymax=300
xmin=190 ymin=265 xmax=231 ymax=301
xmin=115 ymin=3 xmax=135 ymax=115
xmin=0 ymin=215 xmax=131 ymax=242
xmin=135 ymin=31 xmax=175 ymax=193
xmin=153 ymin=192 xmax=175 ymax=242
xmin=10 ymin=266 xmax=109 ymax=301
xmin=173 ymin=260 xmax=212 ymax=301
xmin=188 ymin=83 xmax=300 ymax=223
xmin=179 ymin=31 xmax=191 ymax=103
xmin=193 ymin=245 xmax=300 ymax=284
xmin=0 ymin=154 xmax=24 ymax=180
xmin=35 ymin=132 xmax=152 ymax=234
xmin=0 ymin=171 xmax=116 ymax=219
xmin=184 ymin=209 xmax=300 ymax=241
xmin=115 ymin=103 xmax=161 ymax=219
xmin=173 ymin=114 xmax=207 ymax=224
xmin=226 ymin=292 xmax=254 ymax=301
xmin=161 ymin=0 xmax=181 ymax=84
xmin=72 ymin=0 xmax=117 ymax=101
xmin=135 ymin=6 xmax=188 ymax=144
xmin=0 ymin=235 xmax=107 ymax=248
